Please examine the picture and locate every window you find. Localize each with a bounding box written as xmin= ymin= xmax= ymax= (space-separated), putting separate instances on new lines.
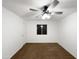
xmin=37 ymin=24 xmax=47 ymax=35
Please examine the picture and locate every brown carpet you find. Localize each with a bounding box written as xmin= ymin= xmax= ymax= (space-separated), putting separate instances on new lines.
xmin=11 ymin=43 xmax=76 ymax=59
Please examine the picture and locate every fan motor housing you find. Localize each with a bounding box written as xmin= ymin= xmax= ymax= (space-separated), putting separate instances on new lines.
xmin=43 ymin=6 xmax=48 ymax=12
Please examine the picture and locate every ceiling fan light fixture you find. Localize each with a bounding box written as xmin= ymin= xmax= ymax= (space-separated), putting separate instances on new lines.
xmin=42 ymin=14 xmax=51 ymax=20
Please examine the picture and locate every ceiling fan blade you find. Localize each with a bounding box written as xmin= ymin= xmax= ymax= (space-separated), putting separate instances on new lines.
xmin=47 ymin=0 xmax=59 ymax=8
xmin=39 ymin=0 xmax=59 ymax=11
xmin=30 ymin=8 xmax=38 ymax=11
xmin=22 ymin=10 xmax=42 ymax=19
xmin=52 ymin=0 xmax=59 ymax=7
xmin=22 ymin=11 xmax=37 ymax=18
xmin=55 ymin=12 xmax=63 ymax=14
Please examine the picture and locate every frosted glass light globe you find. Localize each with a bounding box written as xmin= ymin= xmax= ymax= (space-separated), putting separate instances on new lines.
xmin=42 ymin=14 xmax=51 ymax=20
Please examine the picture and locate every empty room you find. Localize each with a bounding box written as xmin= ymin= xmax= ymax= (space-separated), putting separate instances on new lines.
xmin=2 ymin=0 xmax=77 ymax=59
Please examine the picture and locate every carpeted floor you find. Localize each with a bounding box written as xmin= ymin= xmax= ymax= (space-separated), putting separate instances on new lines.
xmin=11 ymin=43 xmax=76 ymax=59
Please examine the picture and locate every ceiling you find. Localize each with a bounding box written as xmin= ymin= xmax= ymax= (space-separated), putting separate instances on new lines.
xmin=2 ymin=0 xmax=77 ymax=21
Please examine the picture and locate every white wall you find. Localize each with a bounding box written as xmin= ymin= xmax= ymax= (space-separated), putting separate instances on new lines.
xmin=57 ymin=12 xmax=77 ymax=57
xmin=2 ymin=7 xmax=25 ymax=59
xmin=24 ymin=21 xmax=58 ymax=43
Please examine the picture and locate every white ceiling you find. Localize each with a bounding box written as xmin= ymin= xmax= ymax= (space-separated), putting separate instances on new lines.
xmin=2 ymin=0 xmax=77 ymax=21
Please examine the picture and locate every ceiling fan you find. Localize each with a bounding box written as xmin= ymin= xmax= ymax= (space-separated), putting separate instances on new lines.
xmin=28 ymin=0 xmax=63 ymax=19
